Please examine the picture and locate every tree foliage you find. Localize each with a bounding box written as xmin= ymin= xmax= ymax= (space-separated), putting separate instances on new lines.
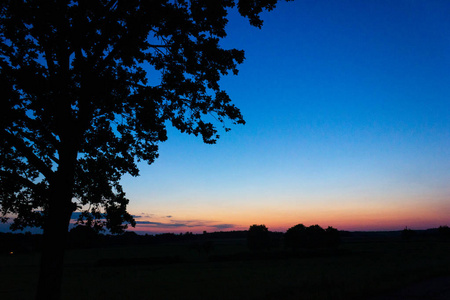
xmin=247 ymin=224 xmax=270 ymax=251
xmin=0 ymin=0 xmax=291 ymax=233
xmin=284 ymin=224 xmax=340 ymax=251
xmin=401 ymin=226 xmax=416 ymax=240
xmin=284 ymin=223 xmax=306 ymax=250
xmin=438 ymin=225 xmax=450 ymax=239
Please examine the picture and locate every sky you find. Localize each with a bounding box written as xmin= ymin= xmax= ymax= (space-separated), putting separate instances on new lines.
xmin=3 ymin=1 xmax=447 ymax=234
xmin=117 ymin=0 xmax=450 ymax=234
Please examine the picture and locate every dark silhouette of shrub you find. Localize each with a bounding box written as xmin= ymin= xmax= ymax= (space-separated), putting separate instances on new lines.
xmin=304 ymin=224 xmax=327 ymax=248
xmin=69 ymin=225 xmax=98 ymax=248
xmin=325 ymin=226 xmax=341 ymax=249
xmin=438 ymin=225 xmax=450 ymax=238
xmin=247 ymin=224 xmax=270 ymax=252
xmin=284 ymin=224 xmax=307 ymax=251
xmin=285 ymin=224 xmax=340 ymax=251
xmin=401 ymin=227 xmax=416 ymax=240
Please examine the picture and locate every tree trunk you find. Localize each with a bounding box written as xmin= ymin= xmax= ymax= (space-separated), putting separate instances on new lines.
xmin=35 ymin=187 xmax=73 ymax=300
xmin=35 ymin=141 xmax=76 ymax=300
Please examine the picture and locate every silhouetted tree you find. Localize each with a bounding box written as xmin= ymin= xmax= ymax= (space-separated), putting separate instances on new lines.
xmin=304 ymin=224 xmax=326 ymax=248
xmin=284 ymin=223 xmax=307 ymax=251
xmin=0 ymin=1 xmax=292 ymax=299
xmin=438 ymin=225 xmax=450 ymax=239
xmin=401 ymin=226 xmax=416 ymax=240
xmin=285 ymin=224 xmax=340 ymax=251
xmin=68 ymin=225 xmax=98 ymax=248
xmin=325 ymin=226 xmax=340 ymax=249
xmin=247 ymin=224 xmax=270 ymax=251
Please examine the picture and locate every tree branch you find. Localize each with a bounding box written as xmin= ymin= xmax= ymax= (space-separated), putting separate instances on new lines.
xmin=21 ymin=130 xmax=60 ymax=163
xmin=105 ymin=0 xmax=118 ymax=12
xmin=0 ymin=170 xmax=47 ymax=196
xmin=22 ymin=114 xmax=60 ymax=147
xmin=3 ymin=130 xmax=55 ymax=183
xmin=148 ymin=44 xmax=171 ymax=48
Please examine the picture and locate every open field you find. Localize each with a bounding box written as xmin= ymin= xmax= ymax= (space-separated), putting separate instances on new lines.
xmin=1 ymin=233 xmax=450 ymax=299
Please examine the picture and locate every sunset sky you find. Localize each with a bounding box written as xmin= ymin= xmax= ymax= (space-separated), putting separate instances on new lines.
xmin=117 ymin=0 xmax=450 ymax=234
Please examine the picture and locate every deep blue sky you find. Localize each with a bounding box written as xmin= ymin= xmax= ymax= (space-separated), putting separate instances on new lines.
xmin=121 ymin=0 xmax=450 ymax=233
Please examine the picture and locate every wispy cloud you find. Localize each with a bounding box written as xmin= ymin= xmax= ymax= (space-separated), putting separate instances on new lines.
xmin=71 ymin=212 xmax=142 ymax=220
xmin=70 ymin=212 xmax=239 ymax=232
xmin=134 ymin=217 xmax=238 ymax=231
xmin=210 ymin=224 xmax=235 ymax=230
xmin=135 ymin=221 xmax=188 ymax=228
xmin=140 ymin=213 xmax=154 ymax=218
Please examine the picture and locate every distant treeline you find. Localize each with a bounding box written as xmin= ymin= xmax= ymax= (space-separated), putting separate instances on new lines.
xmin=1 ymin=225 xmax=449 ymax=255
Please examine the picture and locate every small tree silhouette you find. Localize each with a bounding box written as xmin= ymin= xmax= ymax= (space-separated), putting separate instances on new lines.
xmin=68 ymin=225 xmax=98 ymax=248
xmin=402 ymin=227 xmax=416 ymax=240
xmin=247 ymin=224 xmax=270 ymax=252
xmin=325 ymin=226 xmax=341 ymax=249
xmin=284 ymin=224 xmax=307 ymax=251
xmin=285 ymin=224 xmax=340 ymax=251
xmin=304 ymin=224 xmax=326 ymax=249
xmin=438 ymin=225 xmax=450 ymax=239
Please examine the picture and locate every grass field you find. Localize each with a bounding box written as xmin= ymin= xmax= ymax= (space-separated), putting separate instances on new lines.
xmin=1 ymin=235 xmax=450 ymax=299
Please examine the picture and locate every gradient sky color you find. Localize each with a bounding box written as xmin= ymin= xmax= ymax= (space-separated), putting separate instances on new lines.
xmin=109 ymin=1 xmax=450 ymax=234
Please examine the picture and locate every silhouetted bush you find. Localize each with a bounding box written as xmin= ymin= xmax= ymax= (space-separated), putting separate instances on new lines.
xmin=305 ymin=224 xmax=327 ymax=248
xmin=325 ymin=226 xmax=341 ymax=249
xmin=401 ymin=227 xmax=416 ymax=240
xmin=68 ymin=225 xmax=99 ymax=248
xmin=284 ymin=224 xmax=307 ymax=251
xmin=247 ymin=224 xmax=270 ymax=251
xmin=438 ymin=225 xmax=450 ymax=238
xmin=285 ymin=224 xmax=340 ymax=251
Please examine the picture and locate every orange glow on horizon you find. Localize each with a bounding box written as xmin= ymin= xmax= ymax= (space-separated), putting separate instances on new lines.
xmin=129 ymin=199 xmax=449 ymax=234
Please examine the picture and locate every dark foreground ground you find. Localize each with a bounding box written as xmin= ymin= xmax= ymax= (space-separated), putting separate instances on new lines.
xmin=370 ymin=276 xmax=450 ymax=300
xmin=1 ymin=231 xmax=450 ymax=299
